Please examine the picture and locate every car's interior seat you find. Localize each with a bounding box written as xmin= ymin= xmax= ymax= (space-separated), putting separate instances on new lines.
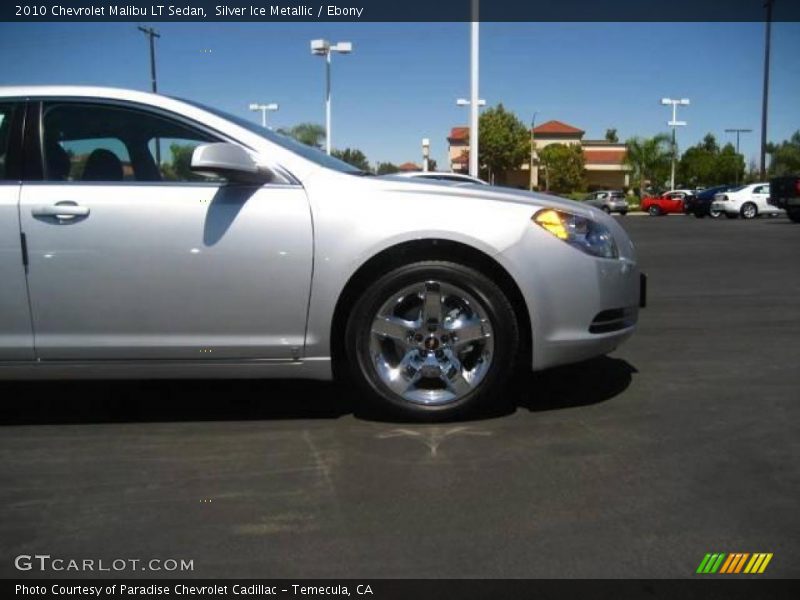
xmin=45 ymin=141 xmax=72 ymax=181
xmin=82 ymin=149 xmax=123 ymax=181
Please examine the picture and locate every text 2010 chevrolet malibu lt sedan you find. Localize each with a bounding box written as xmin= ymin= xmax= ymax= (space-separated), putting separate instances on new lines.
xmin=0 ymin=87 xmax=645 ymax=419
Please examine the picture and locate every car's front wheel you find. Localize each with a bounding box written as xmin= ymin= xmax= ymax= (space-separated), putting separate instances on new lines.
xmin=787 ymin=208 xmax=800 ymax=223
xmin=648 ymin=205 xmax=662 ymax=216
xmin=741 ymin=202 xmax=758 ymax=219
xmin=709 ymin=207 xmax=722 ymax=218
xmin=345 ymin=261 xmax=519 ymax=420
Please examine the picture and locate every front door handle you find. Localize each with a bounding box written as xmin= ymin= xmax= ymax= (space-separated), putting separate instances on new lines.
xmin=31 ymin=202 xmax=90 ymax=220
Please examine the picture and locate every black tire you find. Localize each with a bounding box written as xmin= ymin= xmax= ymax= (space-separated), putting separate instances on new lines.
xmin=740 ymin=202 xmax=758 ymax=220
xmin=709 ymin=208 xmax=723 ymax=219
xmin=648 ymin=205 xmax=662 ymax=217
xmin=344 ymin=260 xmax=519 ymax=421
xmin=602 ymin=206 xmax=611 ymax=214
xmin=787 ymin=208 xmax=800 ymax=223
xmin=619 ymin=210 xmax=627 ymax=216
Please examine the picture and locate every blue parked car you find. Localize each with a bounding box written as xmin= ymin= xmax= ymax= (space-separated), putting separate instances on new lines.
xmin=684 ymin=185 xmax=737 ymax=218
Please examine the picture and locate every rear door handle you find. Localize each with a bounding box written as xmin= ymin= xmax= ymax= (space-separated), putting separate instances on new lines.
xmin=31 ymin=202 xmax=90 ymax=219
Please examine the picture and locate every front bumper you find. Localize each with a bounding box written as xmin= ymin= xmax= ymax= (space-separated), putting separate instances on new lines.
xmin=499 ymin=222 xmax=643 ymax=371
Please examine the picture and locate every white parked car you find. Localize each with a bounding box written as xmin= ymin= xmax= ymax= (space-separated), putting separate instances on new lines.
xmin=0 ymin=86 xmax=644 ymax=420
xmin=711 ymin=183 xmax=784 ymax=219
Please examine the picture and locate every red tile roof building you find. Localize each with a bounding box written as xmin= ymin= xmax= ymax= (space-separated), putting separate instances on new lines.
xmin=447 ymin=120 xmax=630 ymax=190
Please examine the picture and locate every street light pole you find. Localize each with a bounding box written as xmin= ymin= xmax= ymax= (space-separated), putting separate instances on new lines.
xmin=422 ymin=138 xmax=430 ymax=172
xmin=137 ymin=26 xmax=160 ymax=93
xmin=325 ymin=50 xmax=331 ymax=154
xmin=529 ymin=112 xmax=537 ymax=191
xmin=456 ymin=98 xmax=486 ymax=175
xmin=724 ymin=128 xmax=752 ymax=184
xmin=311 ymin=39 xmax=352 ymax=155
xmin=661 ymin=97 xmax=690 ymax=191
xmin=469 ymin=0 xmax=480 ymax=178
xmin=138 ymin=26 xmax=161 ymax=165
xmin=249 ymin=103 xmax=279 ymax=128
xmin=760 ymin=0 xmax=773 ymax=180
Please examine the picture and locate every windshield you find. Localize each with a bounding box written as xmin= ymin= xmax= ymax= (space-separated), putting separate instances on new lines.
xmin=176 ymin=98 xmax=363 ymax=175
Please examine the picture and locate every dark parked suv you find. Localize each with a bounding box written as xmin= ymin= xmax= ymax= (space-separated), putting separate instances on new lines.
xmin=769 ymin=176 xmax=800 ymax=223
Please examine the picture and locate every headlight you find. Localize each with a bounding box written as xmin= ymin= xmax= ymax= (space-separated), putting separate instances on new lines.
xmin=532 ymin=209 xmax=619 ymax=259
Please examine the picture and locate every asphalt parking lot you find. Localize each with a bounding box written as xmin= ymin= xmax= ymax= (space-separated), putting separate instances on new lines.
xmin=1 ymin=215 xmax=798 ymax=579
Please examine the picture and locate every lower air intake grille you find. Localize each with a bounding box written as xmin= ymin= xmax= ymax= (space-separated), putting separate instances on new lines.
xmin=589 ymin=307 xmax=636 ymax=334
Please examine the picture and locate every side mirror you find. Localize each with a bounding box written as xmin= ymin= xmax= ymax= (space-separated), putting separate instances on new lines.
xmin=190 ymin=143 xmax=271 ymax=184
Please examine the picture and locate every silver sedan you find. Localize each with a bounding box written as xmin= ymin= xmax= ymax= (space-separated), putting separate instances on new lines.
xmin=0 ymin=87 xmax=644 ymax=420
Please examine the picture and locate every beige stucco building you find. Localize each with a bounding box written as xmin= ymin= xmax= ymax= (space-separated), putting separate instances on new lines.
xmin=447 ymin=120 xmax=631 ymax=191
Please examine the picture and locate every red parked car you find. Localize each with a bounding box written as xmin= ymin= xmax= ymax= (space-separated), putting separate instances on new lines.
xmin=640 ymin=190 xmax=693 ymax=216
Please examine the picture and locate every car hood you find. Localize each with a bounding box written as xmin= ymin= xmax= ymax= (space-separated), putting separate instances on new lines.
xmin=366 ymin=176 xmax=599 ymax=219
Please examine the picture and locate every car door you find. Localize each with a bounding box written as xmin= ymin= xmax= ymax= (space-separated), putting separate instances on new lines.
xmin=668 ymin=192 xmax=685 ymax=213
xmin=18 ymin=100 xmax=313 ymax=361
xmin=0 ymin=101 xmax=35 ymax=360
xmin=752 ymin=185 xmax=770 ymax=211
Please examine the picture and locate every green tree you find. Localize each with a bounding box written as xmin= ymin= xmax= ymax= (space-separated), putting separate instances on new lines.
xmin=277 ymin=123 xmax=326 ymax=148
xmin=624 ymin=134 xmax=672 ymax=195
xmin=605 ymin=128 xmax=619 ymax=143
xmin=478 ymin=103 xmax=529 ymax=184
xmin=701 ymin=133 xmax=719 ymax=153
xmin=161 ymin=143 xmax=206 ymax=181
xmin=331 ymin=147 xmax=371 ymax=171
xmin=678 ymin=142 xmax=716 ymax=187
xmin=767 ymin=130 xmax=800 ymax=176
xmin=679 ymin=134 xmax=744 ymax=186
xmin=538 ymin=143 xmax=586 ymax=193
xmin=715 ymin=143 xmax=745 ymax=185
xmin=376 ymin=162 xmax=399 ymax=175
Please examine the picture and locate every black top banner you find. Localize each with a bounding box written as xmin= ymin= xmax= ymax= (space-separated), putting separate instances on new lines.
xmin=3 ymin=0 xmax=800 ymax=22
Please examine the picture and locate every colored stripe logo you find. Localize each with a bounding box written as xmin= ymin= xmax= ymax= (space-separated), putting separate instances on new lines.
xmin=696 ymin=553 xmax=773 ymax=574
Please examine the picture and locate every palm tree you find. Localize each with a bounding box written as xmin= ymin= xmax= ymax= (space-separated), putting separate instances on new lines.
xmin=624 ymin=134 xmax=672 ymax=196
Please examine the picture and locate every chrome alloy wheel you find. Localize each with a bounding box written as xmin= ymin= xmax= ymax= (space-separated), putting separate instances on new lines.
xmin=368 ymin=280 xmax=494 ymax=406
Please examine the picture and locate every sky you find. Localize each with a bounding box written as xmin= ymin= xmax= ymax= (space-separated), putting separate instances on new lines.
xmin=0 ymin=21 xmax=798 ymax=168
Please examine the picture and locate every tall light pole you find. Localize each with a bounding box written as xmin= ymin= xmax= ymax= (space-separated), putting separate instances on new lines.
xmin=456 ymin=98 xmax=485 ymax=175
xmin=760 ymin=0 xmax=774 ymax=180
xmin=529 ymin=112 xmax=538 ymax=191
xmin=661 ymin=97 xmax=690 ymax=191
xmin=138 ymin=26 xmax=161 ymax=164
xmin=422 ymin=138 xmax=430 ymax=172
xmin=725 ymin=128 xmax=752 ymax=184
xmin=249 ymin=102 xmax=279 ymax=128
xmin=469 ymin=0 xmax=480 ymax=178
xmin=137 ymin=26 xmax=160 ymax=93
xmin=311 ymin=39 xmax=352 ymax=155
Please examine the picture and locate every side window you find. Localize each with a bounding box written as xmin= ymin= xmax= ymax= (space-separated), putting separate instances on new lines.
xmin=58 ymin=137 xmax=133 ymax=181
xmin=42 ymin=102 xmax=223 ymax=183
xmin=0 ymin=103 xmax=19 ymax=180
